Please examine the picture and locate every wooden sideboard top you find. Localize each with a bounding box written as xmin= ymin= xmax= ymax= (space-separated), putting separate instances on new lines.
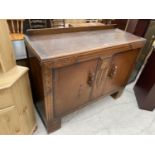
xmin=69 ymin=22 xmax=105 ymax=27
xmin=25 ymin=28 xmax=146 ymax=62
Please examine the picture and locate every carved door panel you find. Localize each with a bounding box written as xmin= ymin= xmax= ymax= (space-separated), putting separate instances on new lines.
xmin=104 ymin=50 xmax=139 ymax=94
xmin=91 ymin=57 xmax=111 ymax=99
xmin=53 ymin=59 xmax=98 ymax=116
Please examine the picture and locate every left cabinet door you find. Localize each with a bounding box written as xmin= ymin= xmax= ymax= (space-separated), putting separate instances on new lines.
xmin=0 ymin=106 xmax=22 ymax=135
xmin=53 ymin=59 xmax=98 ymax=116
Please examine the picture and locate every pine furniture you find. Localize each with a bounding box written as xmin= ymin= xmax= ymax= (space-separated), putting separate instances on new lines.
xmin=0 ymin=20 xmax=36 ymax=134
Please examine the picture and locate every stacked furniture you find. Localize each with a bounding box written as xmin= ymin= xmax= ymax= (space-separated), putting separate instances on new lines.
xmin=0 ymin=20 xmax=36 ymax=134
xmin=25 ymin=25 xmax=145 ymax=133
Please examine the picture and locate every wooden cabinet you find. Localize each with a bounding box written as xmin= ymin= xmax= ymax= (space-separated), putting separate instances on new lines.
xmin=0 ymin=67 xmax=37 ymax=134
xmin=25 ymin=26 xmax=145 ymax=133
xmin=0 ymin=20 xmax=36 ymax=135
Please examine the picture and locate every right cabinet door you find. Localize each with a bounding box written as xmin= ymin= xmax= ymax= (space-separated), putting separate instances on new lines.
xmin=104 ymin=50 xmax=139 ymax=94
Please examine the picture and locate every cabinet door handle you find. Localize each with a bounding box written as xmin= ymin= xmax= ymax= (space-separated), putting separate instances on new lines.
xmin=108 ymin=65 xmax=118 ymax=79
xmin=87 ymin=72 xmax=95 ymax=87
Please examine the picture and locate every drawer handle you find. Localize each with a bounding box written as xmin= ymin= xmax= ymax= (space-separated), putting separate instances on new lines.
xmin=87 ymin=72 xmax=95 ymax=87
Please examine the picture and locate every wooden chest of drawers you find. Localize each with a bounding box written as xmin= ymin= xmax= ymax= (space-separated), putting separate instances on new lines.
xmin=25 ymin=26 xmax=145 ymax=133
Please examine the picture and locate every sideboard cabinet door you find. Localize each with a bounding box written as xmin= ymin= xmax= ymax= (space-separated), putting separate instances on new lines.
xmin=91 ymin=57 xmax=111 ymax=99
xmin=53 ymin=59 xmax=98 ymax=116
xmin=104 ymin=50 xmax=139 ymax=94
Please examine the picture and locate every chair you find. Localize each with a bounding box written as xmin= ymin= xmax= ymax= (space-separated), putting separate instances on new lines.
xmin=7 ymin=20 xmax=27 ymax=60
xmin=7 ymin=19 xmax=24 ymax=41
xmin=28 ymin=19 xmax=48 ymax=29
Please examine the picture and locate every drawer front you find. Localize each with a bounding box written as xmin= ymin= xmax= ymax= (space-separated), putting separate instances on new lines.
xmin=53 ymin=59 xmax=98 ymax=116
xmin=0 ymin=106 xmax=22 ymax=135
xmin=0 ymin=89 xmax=13 ymax=109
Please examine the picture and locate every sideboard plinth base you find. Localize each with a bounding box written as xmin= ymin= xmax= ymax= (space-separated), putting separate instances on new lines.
xmin=47 ymin=118 xmax=61 ymax=134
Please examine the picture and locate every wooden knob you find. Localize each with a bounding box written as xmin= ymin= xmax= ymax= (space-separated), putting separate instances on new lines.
xmin=15 ymin=128 xmax=20 ymax=133
xmin=23 ymin=106 xmax=27 ymax=113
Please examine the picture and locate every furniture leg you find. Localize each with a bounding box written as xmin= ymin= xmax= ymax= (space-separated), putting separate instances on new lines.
xmin=111 ymin=89 xmax=123 ymax=99
xmin=46 ymin=118 xmax=61 ymax=134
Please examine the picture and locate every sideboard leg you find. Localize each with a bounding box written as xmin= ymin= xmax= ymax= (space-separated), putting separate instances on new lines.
xmin=46 ymin=118 xmax=61 ymax=134
xmin=111 ymin=89 xmax=123 ymax=99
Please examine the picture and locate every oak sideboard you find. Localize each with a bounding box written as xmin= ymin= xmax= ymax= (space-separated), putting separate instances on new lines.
xmin=25 ymin=26 xmax=145 ymax=133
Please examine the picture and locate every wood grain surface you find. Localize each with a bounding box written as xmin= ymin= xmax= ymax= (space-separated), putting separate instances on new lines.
xmin=0 ymin=20 xmax=16 ymax=72
xmin=25 ymin=28 xmax=145 ymax=60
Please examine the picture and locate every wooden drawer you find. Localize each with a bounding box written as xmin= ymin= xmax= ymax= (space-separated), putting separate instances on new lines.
xmin=0 ymin=106 xmax=22 ymax=135
xmin=0 ymin=89 xmax=13 ymax=109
